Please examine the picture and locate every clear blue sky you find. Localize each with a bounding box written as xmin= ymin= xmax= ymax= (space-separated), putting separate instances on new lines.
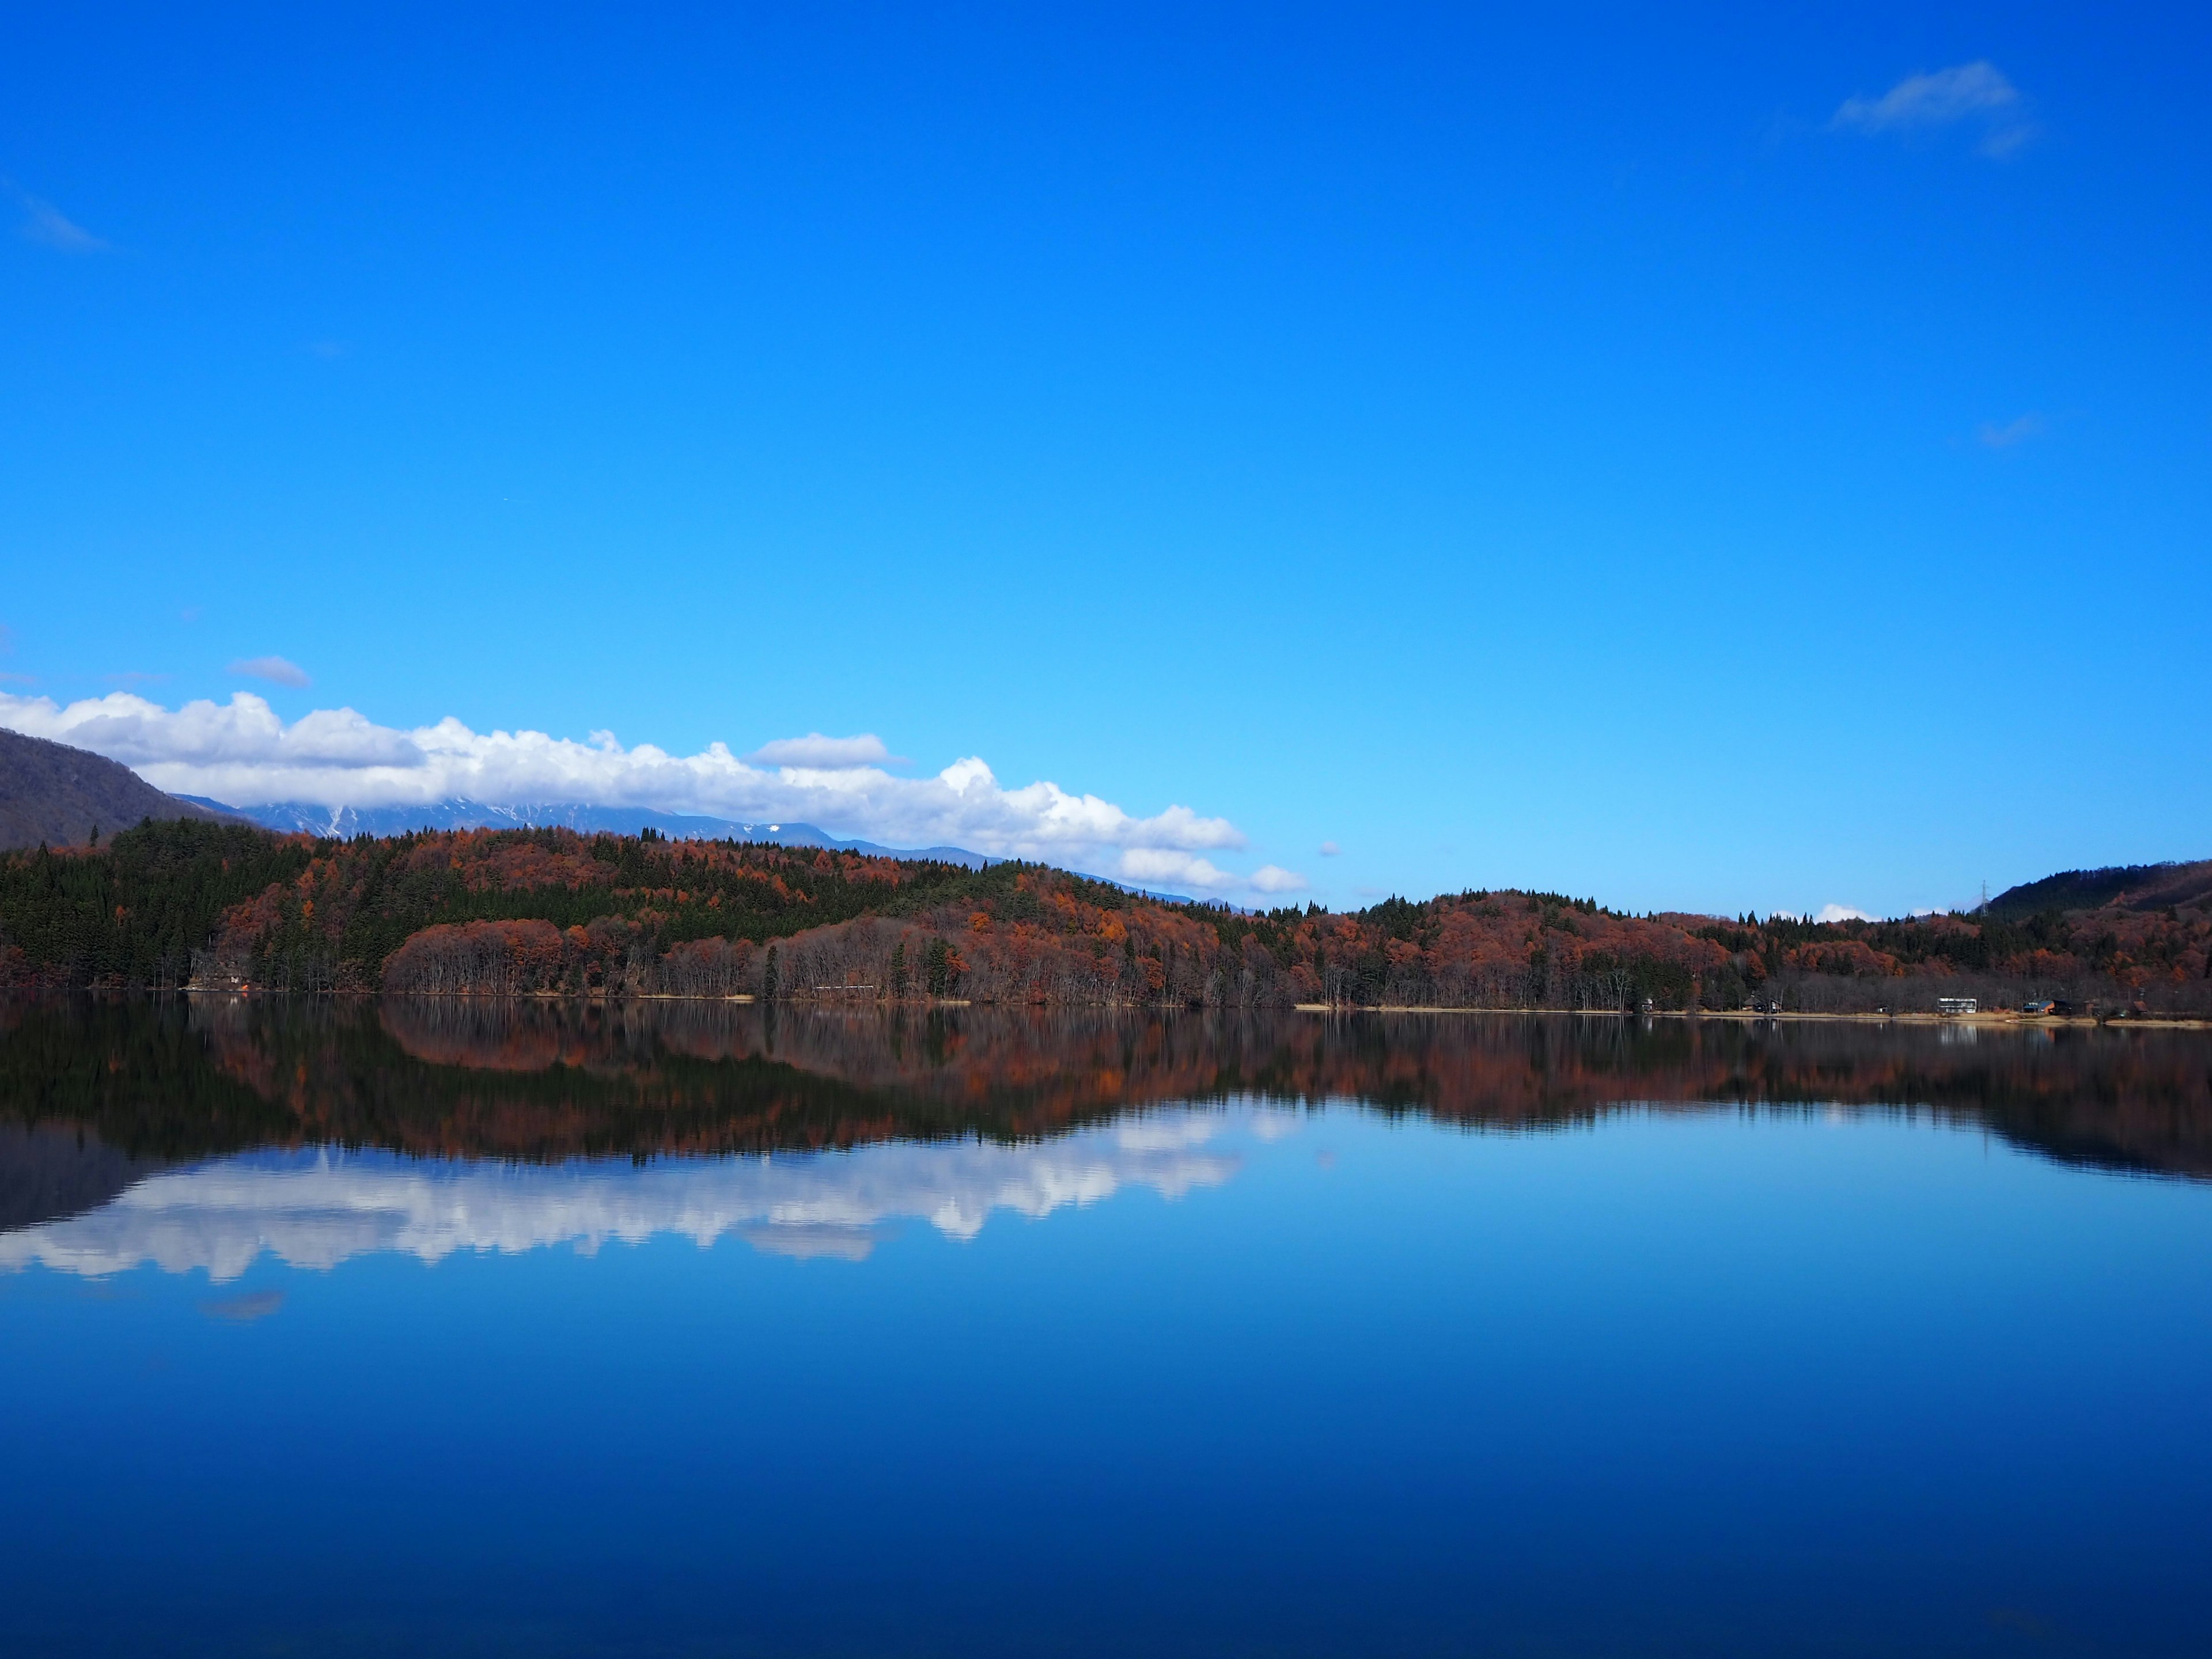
xmin=2 ymin=3 xmax=2205 ymax=917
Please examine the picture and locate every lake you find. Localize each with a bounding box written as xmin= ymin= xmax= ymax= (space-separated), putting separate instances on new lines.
xmin=3 ymin=997 xmax=2210 ymax=1657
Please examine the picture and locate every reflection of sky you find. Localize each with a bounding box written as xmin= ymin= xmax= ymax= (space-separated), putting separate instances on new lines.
xmin=0 ymin=1106 xmax=1295 ymax=1280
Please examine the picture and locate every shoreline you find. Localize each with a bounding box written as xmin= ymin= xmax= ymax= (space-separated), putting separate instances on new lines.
xmin=1291 ymin=1003 xmax=2211 ymax=1030
xmin=19 ymin=987 xmax=2202 ymax=1029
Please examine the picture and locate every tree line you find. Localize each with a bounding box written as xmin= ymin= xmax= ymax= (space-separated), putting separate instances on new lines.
xmin=2 ymin=820 xmax=2207 ymax=1012
xmin=11 ymin=994 xmax=2212 ymax=1182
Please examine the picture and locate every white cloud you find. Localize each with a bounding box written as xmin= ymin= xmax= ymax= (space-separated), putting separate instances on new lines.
xmin=228 ymin=655 xmax=312 ymax=689
xmin=1832 ymin=61 xmax=2033 ymax=157
xmin=1250 ymin=865 xmax=1310 ymax=894
xmin=0 ymin=690 xmax=1249 ymax=870
xmin=745 ymin=732 xmax=898 ymax=770
xmin=1319 ymin=840 xmax=1342 ymax=857
xmin=1813 ymin=903 xmax=1874 ymax=924
xmin=6 ymin=181 xmax=109 ymax=252
xmin=1115 ymin=847 xmax=1238 ymax=892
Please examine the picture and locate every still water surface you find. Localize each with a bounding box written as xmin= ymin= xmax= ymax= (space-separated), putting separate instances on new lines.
xmin=3 ymin=998 xmax=2210 ymax=1657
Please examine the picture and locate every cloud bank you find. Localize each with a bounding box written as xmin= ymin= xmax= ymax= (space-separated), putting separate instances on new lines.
xmin=0 ymin=690 xmax=1283 ymax=891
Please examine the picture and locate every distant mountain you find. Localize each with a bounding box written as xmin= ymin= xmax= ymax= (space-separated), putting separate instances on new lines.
xmin=1075 ymin=874 xmax=1203 ymax=907
xmin=0 ymin=730 xmax=243 ymax=851
xmin=1986 ymin=859 xmax=2212 ymax=918
xmin=184 ymin=797 xmax=995 ymax=870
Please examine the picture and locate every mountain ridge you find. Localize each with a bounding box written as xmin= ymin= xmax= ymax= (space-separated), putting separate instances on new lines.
xmin=0 ymin=730 xmax=243 ymax=850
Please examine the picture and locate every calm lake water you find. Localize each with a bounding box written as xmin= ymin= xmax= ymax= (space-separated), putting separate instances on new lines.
xmin=3 ymin=997 xmax=2211 ymax=1657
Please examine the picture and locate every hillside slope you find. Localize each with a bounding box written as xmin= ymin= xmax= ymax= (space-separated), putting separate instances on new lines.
xmin=1987 ymin=860 xmax=2212 ymax=918
xmin=0 ymin=729 xmax=237 ymax=851
xmin=2 ymin=820 xmax=2206 ymax=1012
xmin=190 ymin=797 xmax=995 ymax=869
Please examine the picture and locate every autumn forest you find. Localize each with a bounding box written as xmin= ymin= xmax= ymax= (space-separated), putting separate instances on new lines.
xmin=1 ymin=820 xmax=2207 ymax=1014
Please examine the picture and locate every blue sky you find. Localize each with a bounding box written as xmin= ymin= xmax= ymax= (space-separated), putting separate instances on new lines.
xmin=2 ymin=3 xmax=2206 ymax=916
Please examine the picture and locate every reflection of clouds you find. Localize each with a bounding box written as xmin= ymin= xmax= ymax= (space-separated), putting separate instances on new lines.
xmin=1118 ymin=1105 xmax=1298 ymax=1153
xmin=740 ymin=1224 xmax=882 ymax=1263
xmin=0 ymin=1109 xmax=1262 ymax=1281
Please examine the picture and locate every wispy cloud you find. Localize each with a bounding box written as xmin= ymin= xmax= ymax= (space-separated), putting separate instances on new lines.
xmin=1832 ymin=61 xmax=2034 ymax=158
xmin=5 ymin=180 xmax=111 ymax=252
xmin=745 ymin=732 xmax=901 ymax=770
xmin=1319 ymin=840 xmax=1342 ymax=857
xmin=228 ymin=656 xmax=312 ymax=689
xmin=0 ymin=690 xmax=1280 ymax=884
xmin=1978 ymin=413 xmax=2044 ymax=449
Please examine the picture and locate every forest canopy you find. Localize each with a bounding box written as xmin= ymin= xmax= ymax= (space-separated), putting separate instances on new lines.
xmin=0 ymin=820 xmax=2206 ymax=1013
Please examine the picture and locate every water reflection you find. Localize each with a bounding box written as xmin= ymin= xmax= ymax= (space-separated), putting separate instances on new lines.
xmin=8 ymin=998 xmax=2209 ymax=1659
xmin=2 ymin=994 xmax=2209 ymax=1278
xmin=0 ymin=1106 xmax=1256 ymax=1279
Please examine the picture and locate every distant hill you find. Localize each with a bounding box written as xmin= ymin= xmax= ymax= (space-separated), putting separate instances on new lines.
xmin=1 ymin=817 xmax=2206 ymax=1012
xmin=0 ymin=729 xmax=240 ymax=851
xmin=185 ymin=797 xmax=994 ymax=869
xmin=1986 ymin=860 xmax=2212 ymax=918
xmin=188 ymin=796 xmax=1207 ymax=901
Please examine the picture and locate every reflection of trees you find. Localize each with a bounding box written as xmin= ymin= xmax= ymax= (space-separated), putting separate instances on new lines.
xmin=0 ymin=995 xmax=297 ymax=1157
xmin=1 ymin=996 xmax=2209 ymax=1181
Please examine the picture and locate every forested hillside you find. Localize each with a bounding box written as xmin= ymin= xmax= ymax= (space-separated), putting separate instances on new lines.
xmin=0 ymin=729 xmax=236 ymax=851
xmin=1 ymin=820 xmax=2207 ymax=1012
xmin=1985 ymin=860 xmax=2212 ymax=919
